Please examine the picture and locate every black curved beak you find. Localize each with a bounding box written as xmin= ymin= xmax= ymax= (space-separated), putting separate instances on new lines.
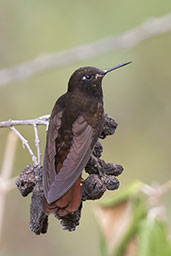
xmin=104 ymin=61 xmax=132 ymax=75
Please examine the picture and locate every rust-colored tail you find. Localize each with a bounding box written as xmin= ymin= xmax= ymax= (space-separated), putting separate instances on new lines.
xmin=43 ymin=177 xmax=81 ymax=217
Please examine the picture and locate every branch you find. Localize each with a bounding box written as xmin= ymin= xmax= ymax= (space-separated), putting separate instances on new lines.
xmin=0 ymin=14 xmax=171 ymax=85
xmin=15 ymin=114 xmax=123 ymax=233
xmin=0 ymin=132 xmax=18 ymax=243
xmin=10 ymin=126 xmax=38 ymax=165
xmin=0 ymin=115 xmax=50 ymax=165
xmin=0 ymin=114 xmax=50 ymax=128
xmin=1 ymin=113 xmax=171 ymax=235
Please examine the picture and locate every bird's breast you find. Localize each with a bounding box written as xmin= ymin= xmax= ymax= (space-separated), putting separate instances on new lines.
xmin=83 ymin=102 xmax=104 ymax=128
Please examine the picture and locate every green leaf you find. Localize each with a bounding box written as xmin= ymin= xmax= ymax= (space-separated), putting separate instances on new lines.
xmin=138 ymin=215 xmax=171 ymax=256
xmin=99 ymin=231 xmax=108 ymax=256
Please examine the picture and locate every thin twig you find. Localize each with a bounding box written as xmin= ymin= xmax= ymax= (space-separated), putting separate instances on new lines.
xmin=0 ymin=14 xmax=171 ymax=85
xmin=33 ymin=124 xmax=41 ymax=165
xmin=10 ymin=126 xmax=38 ymax=165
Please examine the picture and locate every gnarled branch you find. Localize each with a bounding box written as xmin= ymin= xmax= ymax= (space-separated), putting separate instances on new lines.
xmin=16 ymin=114 xmax=124 ymax=233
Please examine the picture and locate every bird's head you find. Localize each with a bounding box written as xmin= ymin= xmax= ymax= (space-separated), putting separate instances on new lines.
xmin=68 ymin=62 xmax=131 ymax=98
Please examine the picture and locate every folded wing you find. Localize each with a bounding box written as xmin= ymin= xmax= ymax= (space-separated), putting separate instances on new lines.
xmin=43 ymin=114 xmax=94 ymax=204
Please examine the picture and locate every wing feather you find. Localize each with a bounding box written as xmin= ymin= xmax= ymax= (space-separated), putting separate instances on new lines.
xmin=43 ymin=110 xmax=63 ymax=200
xmin=43 ymin=114 xmax=95 ymax=204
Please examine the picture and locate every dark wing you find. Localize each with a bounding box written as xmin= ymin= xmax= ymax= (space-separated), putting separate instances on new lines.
xmin=43 ymin=109 xmax=63 ymax=202
xmin=43 ymin=114 xmax=95 ymax=204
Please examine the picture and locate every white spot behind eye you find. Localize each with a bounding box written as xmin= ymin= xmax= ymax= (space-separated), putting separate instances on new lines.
xmin=82 ymin=74 xmax=92 ymax=80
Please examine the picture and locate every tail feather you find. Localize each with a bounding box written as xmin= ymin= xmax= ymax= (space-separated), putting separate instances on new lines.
xmin=43 ymin=177 xmax=81 ymax=216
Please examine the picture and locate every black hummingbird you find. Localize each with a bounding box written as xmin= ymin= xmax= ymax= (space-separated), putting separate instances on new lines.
xmin=43 ymin=61 xmax=131 ymax=216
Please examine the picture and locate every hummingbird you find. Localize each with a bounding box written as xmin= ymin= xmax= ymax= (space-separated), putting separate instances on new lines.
xmin=43 ymin=61 xmax=131 ymax=216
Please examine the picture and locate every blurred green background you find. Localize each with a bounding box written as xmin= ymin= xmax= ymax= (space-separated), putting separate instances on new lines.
xmin=0 ymin=0 xmax=171 ymax=255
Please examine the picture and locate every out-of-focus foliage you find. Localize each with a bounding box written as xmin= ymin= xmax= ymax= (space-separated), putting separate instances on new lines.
xmin=138 ymin=217 xmax=171 ymax=256
xmin=0 ymin=0 xmax=171 ymax=256
xmin=96 ymin=181 xmax=171 ymax=256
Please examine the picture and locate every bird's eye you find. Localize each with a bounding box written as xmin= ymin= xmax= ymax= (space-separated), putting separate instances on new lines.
xmin=82 ymin=75 xmax=92 ymax=80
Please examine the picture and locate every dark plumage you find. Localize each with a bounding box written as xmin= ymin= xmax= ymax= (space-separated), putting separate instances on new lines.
xmin=43 ymin=62 xmax=131 ymax=216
